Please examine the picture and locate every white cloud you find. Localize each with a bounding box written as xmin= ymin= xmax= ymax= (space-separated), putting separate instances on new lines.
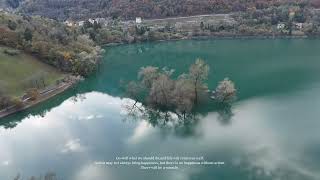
xmin=127 ymin=121 xmax=154 ymax=144
xmin=2 ymin=161 xmax=10 ymax=166
xmin=61 ymin=138 xmax=85 ymax=153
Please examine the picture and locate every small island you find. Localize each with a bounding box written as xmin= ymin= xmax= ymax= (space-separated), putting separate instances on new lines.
xmin=125 ymin=59 xmax=237 ymax=117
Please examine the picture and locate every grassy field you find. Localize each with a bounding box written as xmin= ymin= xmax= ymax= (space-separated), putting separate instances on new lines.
xmin=0 ymin=46 xmax=65 ymax=97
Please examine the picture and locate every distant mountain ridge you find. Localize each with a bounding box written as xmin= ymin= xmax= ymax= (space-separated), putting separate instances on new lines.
xmin=2 ymin=0 xmax=320 ymax=21
xmin=0 ymin=0 xmax=22 ymax=9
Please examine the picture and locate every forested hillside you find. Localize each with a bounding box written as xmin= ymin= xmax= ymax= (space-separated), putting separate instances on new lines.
xmin=15 ymin=0 xmax=320 ymax=21
xmin=0 ymin=0 xmax=23 ymax=9
xmin=0 ymin=12 xmax=103 ymax=76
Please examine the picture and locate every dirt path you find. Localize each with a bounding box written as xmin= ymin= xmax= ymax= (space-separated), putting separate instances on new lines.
xmin=143 ymin=14 xmax=232 ymax=22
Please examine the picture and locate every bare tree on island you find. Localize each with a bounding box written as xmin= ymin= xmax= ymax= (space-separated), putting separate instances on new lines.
xmin=138 ymin=66 xmax=160 ymax=89
xmin=148 ymin=72 xmax=175 ymax=109
xmin=188 ymin=58 xmax=209 ymax=105
xmin=173 ymin=74 xmax=195 ymax=116
xmin=126 ymin=81 xmax=143 ymax=102
xmin=214 ymin=78 xmax=237 ymax=104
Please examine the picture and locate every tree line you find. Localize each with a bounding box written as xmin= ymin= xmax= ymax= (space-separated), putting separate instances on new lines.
xmin=15 ymin=0 xmax=317 ymax=21
xmin=0 ymin=12 xmax=103 ymax=77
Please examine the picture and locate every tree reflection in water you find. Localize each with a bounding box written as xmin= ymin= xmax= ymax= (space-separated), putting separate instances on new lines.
xmin=121 ymin=99 xmax=235 ymax=137
xmin=0 ymin=92 xmax=234 ymax=134
xmin=13 ymin=172 xmax=57 ymax=180
xmin=216 ymin=104 xmax=234 ymax=125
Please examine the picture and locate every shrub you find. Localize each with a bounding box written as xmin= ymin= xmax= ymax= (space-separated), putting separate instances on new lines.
xmin=26 ymin=88 xmax=40 ymax=101
xmin=12 ymin=98 xmax=24 ymax=109
xmin=214 ymin=78 xmax=237 ymax=104
xmin=3 ymin=48 xmax=20 ymax=56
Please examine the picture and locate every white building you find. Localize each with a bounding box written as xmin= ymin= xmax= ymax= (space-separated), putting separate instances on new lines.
xmin=78 ymin=21 xmax=85 ymax=26
xmin=277 ymin=23 xmax=285 ymax=30
xmin=88 ymin=18 xmax=95 ymax=24
xmin=96 ymin=18 xmax=109 ymax=26
xmin=64 ymin=20 xmax=74 ymax=27
xmin=295 ymin=23 xmax=303 ymax=30
xmin=95 ymin=18 xmax=105 ymax=23
xmin=136 ymin=17 xmax=142 ymax=24
xmin=0 ymin=8 xmax=9 ymax=14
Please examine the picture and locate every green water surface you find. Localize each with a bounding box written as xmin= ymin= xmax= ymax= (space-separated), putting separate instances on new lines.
xmin=1 ymin=39 xmax=320 ymax=180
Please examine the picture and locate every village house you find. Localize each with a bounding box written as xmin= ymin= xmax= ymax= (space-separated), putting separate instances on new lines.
xmin=136 ymin=17 xmax=142 ymax=24
xmin=247 ymin=6 xmax=256 ymax=12
xmin=88 ymin=18 xmax=95 ymax=24
xmin=95 ymin=18 xmax=108 ymax=26
xmin=0 ymin=8 xmax=9 ymax=14
xmin=64 ymin=20 xmax=74 ymax=27
xmin=77 ymin=21 xmax=85 ymax=26
xmin=85 ymin=18 xmax=108 ymax=26
xmin=294 ymin=23 xmax=303 ymax=30
xmin=277 ymin=23 xmax=285 ymax=30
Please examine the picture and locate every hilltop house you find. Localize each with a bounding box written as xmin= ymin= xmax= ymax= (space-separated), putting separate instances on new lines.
xmin=136 ymin=17 xmax=142 ymax=24
xmin=64 ymin=20 xmax=74 ymax=27
xmin=85 ymin=18 xmax=108 ymax=26
xmin=0 ymin=8 xmax=9 ymax=14
xmin=95 ymin=18 xmax=108 ymax=26
xmin=294 ymin=23 xmax=303 ymax=30
xmin=78 ymin=21 xmax=85 ymax=26
xmin=277 ymin=23 xmax=285 ymax=30
xmin=88 ymin=18 xmax=95 ymax=24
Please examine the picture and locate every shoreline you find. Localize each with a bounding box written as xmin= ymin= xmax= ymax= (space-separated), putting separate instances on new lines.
xmin=0 ymin=77 xmax=79 ymax=119
xmin=103 ymin=34 xmax=315 ymax=47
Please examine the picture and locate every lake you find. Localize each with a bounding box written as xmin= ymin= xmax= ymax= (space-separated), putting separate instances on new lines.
xmin=1 ymin=39 xmax=320 ymax=180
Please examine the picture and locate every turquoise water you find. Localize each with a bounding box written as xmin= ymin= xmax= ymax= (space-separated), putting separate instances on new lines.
xmin=1 ymin=39 xmax=320 ymax=180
